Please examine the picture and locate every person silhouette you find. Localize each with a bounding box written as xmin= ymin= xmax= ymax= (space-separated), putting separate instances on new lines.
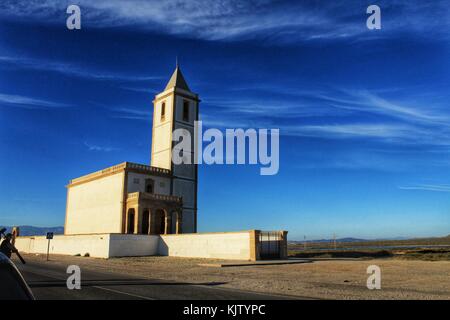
xmin=0 ymin=233 xmax=18 ymax=259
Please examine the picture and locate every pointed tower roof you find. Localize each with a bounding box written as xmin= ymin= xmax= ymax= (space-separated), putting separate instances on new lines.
xmin=164 ymin=66 xmax=191 ymax=92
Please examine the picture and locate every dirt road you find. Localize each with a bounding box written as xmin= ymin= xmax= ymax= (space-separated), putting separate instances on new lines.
xmin=16 ymin=254 xmax=450 ymax=299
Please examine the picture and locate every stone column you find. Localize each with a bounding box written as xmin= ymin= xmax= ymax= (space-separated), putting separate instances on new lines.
xmin=164 ymin=211 xmax=172 ymax=235
xmin=176 ymin=211 xmax=182 ymax=234
xmin=146 ymin=208 xmax=152 ymax=235
xmin=137 ymin=206 xmax=146 ymax=234
xmin=133 ymin=205 xmax=139 ymax=234
xmin=150 ymin=208 xmax=158 ymax=235
xmin=279 ymin=230 xmax=289 ymax=259
xmin=249 ymin=230 xmax=261 ymax=261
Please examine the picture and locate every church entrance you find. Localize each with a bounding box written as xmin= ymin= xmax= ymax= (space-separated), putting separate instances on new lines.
xmin=125 ymin=193 xmax=182 ymax=235
xmin=153 ymin=209 xmax=166 ymax=235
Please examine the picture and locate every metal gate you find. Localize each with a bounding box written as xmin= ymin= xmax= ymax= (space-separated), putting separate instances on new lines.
xmin=259 ymin=231 xmax=282 ymax=259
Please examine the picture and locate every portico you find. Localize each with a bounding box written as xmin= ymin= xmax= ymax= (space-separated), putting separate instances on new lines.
xmin=125 ymin=192 xmax=183 ymax=235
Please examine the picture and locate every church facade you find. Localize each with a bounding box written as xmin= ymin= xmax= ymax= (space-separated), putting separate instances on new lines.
xmin=15 ymin=65 xmax=289 ymax=260
xmin=64 ymin=66 xmax=198 ymax=236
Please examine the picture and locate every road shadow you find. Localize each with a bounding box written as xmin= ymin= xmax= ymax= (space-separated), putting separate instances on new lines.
xmin=28 ymin=279 xmax=228 ymax=288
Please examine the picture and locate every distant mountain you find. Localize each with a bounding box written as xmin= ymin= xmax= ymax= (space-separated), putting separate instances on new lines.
xmin=290 ymin=237 xmax=368 ymax=243
xmin=0 ymin=225 xmax=64 ymax=236
xmin=377 ymin=236 xmax=411 ymax=241
xmin=290 ymin=235 xmax=450 ymax=243
xmin=289 ymin=237 xmax=419 ymax=243
xmin=335 ymin=237 xmax=368 ymax=242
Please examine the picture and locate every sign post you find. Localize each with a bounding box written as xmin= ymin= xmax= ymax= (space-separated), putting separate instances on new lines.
xmin=46 ymin=232 xmax=54 ymax=261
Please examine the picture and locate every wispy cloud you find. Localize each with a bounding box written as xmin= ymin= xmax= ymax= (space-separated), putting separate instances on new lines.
xmin=293 ymin=150 xmax=413 ymax=172
xmin=0 ymin=92 xmax=70 ymax=109
xmin=0 ymin=55 xmax=162 ymax=82
xmin=204 ymin=96 xmax=338 ymax=118
xmin=287 ymin=123 xmax=421 ymax=139
xmin=201 ymin=85 xmax=450 ymax=147
xmin=1 ymin=1 xmax=448 ymax=43
xmin=84 ymin=142 xmax=119 ymax=152
xmin=398 ymin=184 xmax=450 ymax=192
xmin=118 ymin=86 xmax=158 ymax=94
xmin=320 ymin=90 xmax=450 ymax=126
xmin=110 ymin=107 xmax=151 ymax=121
xmin=84 ymin=101 xmax=152 ymax=121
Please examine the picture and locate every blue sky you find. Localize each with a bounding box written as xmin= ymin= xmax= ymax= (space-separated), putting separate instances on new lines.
xmin=0 ymin=0 xmax=449 ymax=240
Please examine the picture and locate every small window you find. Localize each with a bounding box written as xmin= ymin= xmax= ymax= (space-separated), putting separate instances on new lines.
xmin=133 ymin=178 xmax=140 ymax=184
xmin=145 ymin=179 xmax=154 ymax=193
xmin=161 ymin=102 xmax=166 ymax=121
xmin=182 ymin=100 xmax=189 ymax=122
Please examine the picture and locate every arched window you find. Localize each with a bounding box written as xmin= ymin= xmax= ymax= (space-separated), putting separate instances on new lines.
xmin=142 ymin=210 xmax=150 ymax=235
xmin=127 ymin=209 xmax=135 ymax=234
xmin=182 ymin=100 xmax=189 ymax=122
xmin=161 ymin=102 xmax=166 ymax=121
xmin=151 ymin=209 xmax=166 ymax=235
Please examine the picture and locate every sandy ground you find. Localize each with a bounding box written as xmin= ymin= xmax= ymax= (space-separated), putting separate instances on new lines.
xmin=18 ymin=254 xmax=450 ymax=300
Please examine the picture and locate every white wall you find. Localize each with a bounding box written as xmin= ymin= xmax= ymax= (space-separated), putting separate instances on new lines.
xmin=15 ymin=234 xmax=111 ymax=258
xmin=65 ymin=172 xmax=124 ymax=235
xmin=151 ymin=95 xmax=174 ymax=170
xmin=172 ymin=179 xmax=195 ymax=208
xmin=109 ymin=234 xmax=159 ymax=257
xmin=180 ymin=209 xmax=195 ymax=233
xmin=127 ymin=172 xmax=171 ymax=195
xmin=15 ymin=231 xmax=254 ymax=260
xmin=15 ymin=234 xmax=160 ymax=258
xmin=159 ymin=232 xmax=252 ymax=260
xmin=172 ymin=122 xmax=195 ymax=180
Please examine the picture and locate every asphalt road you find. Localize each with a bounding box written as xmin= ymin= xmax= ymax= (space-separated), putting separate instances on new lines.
xmin=16 ymin=259 xmax=297 ymax=300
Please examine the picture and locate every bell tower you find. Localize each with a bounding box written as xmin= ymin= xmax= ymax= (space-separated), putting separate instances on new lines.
xmin=151 ymin=65 xmax=199 ymax=233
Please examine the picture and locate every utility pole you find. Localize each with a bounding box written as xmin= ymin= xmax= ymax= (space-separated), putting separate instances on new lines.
xmin=303 ymin=235 xmax=307 ymax=250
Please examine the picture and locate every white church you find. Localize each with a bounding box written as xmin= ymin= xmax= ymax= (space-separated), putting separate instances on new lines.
xmin=65 ymin=66 xmax=198 ymax=236
xmin=15 ymin=66 xmax=288 ymax=261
